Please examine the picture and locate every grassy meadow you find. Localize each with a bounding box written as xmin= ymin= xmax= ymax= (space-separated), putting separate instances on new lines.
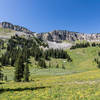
xmin=0 ymin=28 xmax=15 ymax=38
xmin=0 ymin=47 xmax=100 ymax=100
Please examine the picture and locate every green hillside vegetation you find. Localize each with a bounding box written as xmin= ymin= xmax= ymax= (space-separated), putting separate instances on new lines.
xmin=0 ymin=35 xmax=72 ymax=81
xmin=0 ymin=47 xmax=100 ymax=100
xmin=0 ymin=33 xmax=100 ymax=99
xmin=1 ymin=46 xmax=99 ymax=81
xmin=0 ymin=28 xmax=13 ymax=33
xmin=0 ymin=28 xmax=15 ymax=38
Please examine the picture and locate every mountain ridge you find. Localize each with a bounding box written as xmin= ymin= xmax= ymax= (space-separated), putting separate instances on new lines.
xmin=1 ymin=22 xmax=100 ymax=43
xmin=37 ymin=30 xmax=100 ymax=42
xmin=0 ymin=22 xmax=34 ymax=34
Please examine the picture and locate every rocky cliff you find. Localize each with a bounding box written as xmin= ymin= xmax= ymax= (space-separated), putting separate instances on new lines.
xmin=0 ymin=22 xmax=34 ymax=34
xmin=37 ymin=30 xmax=100 ymax=42
xmin=1 ymin=22 xmax=100 ymax=42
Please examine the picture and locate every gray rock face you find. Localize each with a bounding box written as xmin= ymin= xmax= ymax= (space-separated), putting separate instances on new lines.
xmin=1 ymin=22 xmax=100 ymax=43
xmin=1 ymin=22 xmax=34 ymax=34
xmin=37 ymin=30 xmax=100 ymax=42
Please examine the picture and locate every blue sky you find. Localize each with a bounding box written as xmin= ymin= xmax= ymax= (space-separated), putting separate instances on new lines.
xmin=0 ymin=0 xmax=100 ymax=33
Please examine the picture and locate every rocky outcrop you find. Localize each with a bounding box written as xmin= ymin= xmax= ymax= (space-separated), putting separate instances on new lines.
xmin=0 ymin=22 xmax=34 ymax=34
xmin=37 ymin=30 xmax=100 ymax=42
xmin=1 ymin=22 xmax=100 ymax=43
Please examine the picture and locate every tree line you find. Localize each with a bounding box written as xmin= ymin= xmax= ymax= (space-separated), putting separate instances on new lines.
xmin=70 ymin=42 xmax=100 ymax=49
xmin=0 ymin=35 xmax=72 ymax=82
xmin=44 ymin=49 xmax=72 ymax=62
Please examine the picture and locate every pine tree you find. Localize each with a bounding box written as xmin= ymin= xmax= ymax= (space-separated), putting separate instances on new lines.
xmin=92 ymin=42 xmax=96 ymax=47
xmin=0 ymin=68 xmax=3 ymax=81
xmin=48 ymin=62 xmax=51 ymax=68
xmin=97 ymin=62 xmax=100 ymax=68
xmin=4 ymin=75 xmax=7 ymax=82
xmin=56 ymin=63 xmax=59 ymax=68
xmin=24 ymin=63 xmax=30 ymax=82
xmin=62 ymin=64 xmax=65 ymax=69
xmin=14 ymin=57 xmax=24 ymax=82
xmin=14 ymin=59 xmax=21 ymax=82
xmin=38 ymin=58 xmax=47 ymax=68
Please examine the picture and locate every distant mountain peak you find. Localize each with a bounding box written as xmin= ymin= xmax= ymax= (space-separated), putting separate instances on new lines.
xmin=1 ymin=22 xmax=100 ymax=42
xmin=0 ymin=22 xmax=34 ymax=34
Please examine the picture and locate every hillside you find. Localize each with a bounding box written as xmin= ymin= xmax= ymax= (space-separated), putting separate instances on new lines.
xmin=0 ymin=27 xmax=34 ymax=40
xmin=0 ymin=22 xmax=34 ymax=34
xmin=1 ymin=47 xmax=100 ymax=100
xmin=0 ymin=28 xmax=16 ymax=39
xmin=1 ymin=22 xmax=100 ymax=49
xmin=0 ymin=22 xmax=100 ymax=100
xmin=1 ymin=47 xmax=99 ymax=80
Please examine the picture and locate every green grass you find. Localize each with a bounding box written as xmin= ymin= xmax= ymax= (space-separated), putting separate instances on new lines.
xmin=2 ymin=47 xmax=100 ymax=81
xmin=45 ymin=47 xmax=99 ymax=72
xmin=1 ymin=70 xmax=100 ymax=100
xmin=1 ymin=47 xmax=100 ymax=100
xmin=0 ymin=28 xmax=12 ymax=33
xmin=0 ymin=28 xmax=15 ymax=38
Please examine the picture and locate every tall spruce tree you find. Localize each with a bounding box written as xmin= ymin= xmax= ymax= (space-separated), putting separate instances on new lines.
xmin=97 ymin=62 xmax=100 ymax=68
xmin=38 ymin=58 xmax=47 ymax=68
xmin=56 ymin=63 xmax=59 ymax=68
xmin=0 ymin=68 xmax=3 ymax=81
xmin=62 ymin=64 xmax=65 ymax=69
xmin=24 ymin=63 xmax=30 ymax=82
xmin=14 ymin=57 xmax=24 ymax=82
xmin=48 ymin=62 xmax=51 ymax=68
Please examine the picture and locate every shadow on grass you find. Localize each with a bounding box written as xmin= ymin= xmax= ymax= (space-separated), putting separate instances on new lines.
xmin=0 ymin=82 xmax=4 ymax=84
xmin=0 ymin=86 xmax=51 ymax=94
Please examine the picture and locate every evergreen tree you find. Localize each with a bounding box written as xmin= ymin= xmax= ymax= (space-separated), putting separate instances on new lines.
xmin=48 ymin=62 xmax=51 ymax=68
xmin=14 ymin=57 xmax=24 ymax=82
xmin=62 ymin=64 xmax=65 ymax=69
xmin=70 ymin=42 xmax=90 ymax=49
xmin=56 ymin=63 xmax=59 ymax=68
xmin=0 ymin=68 xmax=3 ymax=81
xmin=97 ymin=62 xmax=100 ymax=68
xmin=4 ymin=75 xmax=7 ymax=82
xmin=98 ymin=52 xmax=100 ymax=56
xmin=24 ymin=63 xmax=30 ymax=82
xmin=38 ymin=58 xmax=47 ymax=68
xmin=92 ymin=42 xmax=96 ymax=47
